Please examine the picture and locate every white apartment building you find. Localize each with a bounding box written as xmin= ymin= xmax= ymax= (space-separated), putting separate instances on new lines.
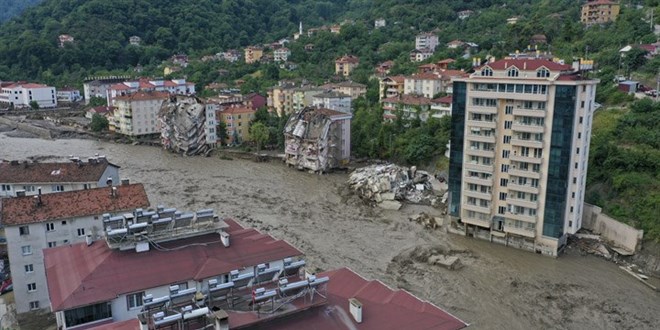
xmin=107 ymin=78 xmax=195 ymax=106
xmin=0 ymin=184 xmax=150 ymax=313
xmin=83 ymin=76 xmax=130 ymax=104
xmin=409 ymin=48 xmax=434 ymax=62
xmin=56 ymin=88 xmax=81 ymax=102
xmin=312 ymin=91 xmax=352 ymax=114
xmin=448 ymin=58 xmax=598 ymax=256
xmin=431 ymin=95 xmax=452 ymax=119
xmin=204 ymin=102 xmax=219 ymax=145
xmin=0 ymin=82 xmax=57 ymax=108
xmin=274 ymin=48 xmax=291 ymax=62
xmin=415 ymin=33 xmax=439 ymax=51
xmin=113 ymin=91 xmax=169 ymax=136
xmin=0 ymin=157 xmax=120 ymax=198
xmin=404 ymin=73 xmax=444 ymax=98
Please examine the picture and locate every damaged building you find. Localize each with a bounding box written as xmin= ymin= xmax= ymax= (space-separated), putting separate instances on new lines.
xmin=284 ymin=106 xmax=352 ymax=172
xmin=159 ymin=95 xmax=214 ymax=156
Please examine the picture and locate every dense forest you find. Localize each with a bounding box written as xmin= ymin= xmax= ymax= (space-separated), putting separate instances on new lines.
xmin=0 ymin=0 xmax=43 ymax=23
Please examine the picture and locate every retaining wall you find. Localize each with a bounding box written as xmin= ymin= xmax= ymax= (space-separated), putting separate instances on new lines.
xmin=582 ymin=203 xmax=643 ymax=252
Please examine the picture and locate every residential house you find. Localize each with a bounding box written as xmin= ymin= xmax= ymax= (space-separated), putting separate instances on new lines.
xmin=204 ymin=82 xmax=228 ymax=92
xmin=415 ymin=32 xmax=439 ymax=51
xmin=292 ymin=87 xmax=325 ymax=112
xmin=56 ymin=87 xmax=81 ymax=103
xmin=437 ymin=58 xmax=456 ymax=70
xmin=507 ymin=17 xmax=520 ymax=24
xmin=458 ymin=10 xmax=474 ymax=20
xmin=375 ymin=60 xmax=394 ymax=77
xmin=163 ymin=66 xmax=182 ymax=76
xmin=129 ymin=36 xmax=141 ymax=46
xmin=267 ymin=81 xmax=299 ymax=116
xmin=170 ymin=54 xmax=189 ymax=68
xmin=379 ymin=75 xmax=406 ymax=101
xmin=335 ymin=55 xmax=359 ymax=77
xmin=374 ymin=18 xmax=386 ymax=28
xmin=86 ymin=106 xmax=114 ymax=120
xmin=0 ymin=157 xmax=120 ymax=198
xmin=410 ymin=48 xmax=434 ymax=62
xmin=447 ymin=40 xmax=466 ymax=49
xmin=326 ymin=81 xmax=367 ymax=100
xmin=284 ymin=107 xmax=352 ymax=171
xmin=244 ymin=46 xmax=263 ymax=64
xmin=312 ymin=91 xmax=352 ymax=114
xmin=304 ymin=43 xmax=314 ymax=51
xmin=245 ymin=93 xmax=267 ymax=110
xmin=330 ymin=25 xmax=341 ymax=34
xmin=58 ymin=34 xmax=74 ymax=48
xmin=382 ymin=94 xmax=433 ymax=121
xmin=83 ymin=76 xmax=130 ymax=105
xmin=530 ymin=34 xmax=548 ymax=45
xmin=431 ymin=95 xmax=452 ymax=119
xmin=106 ymin=78 xmax=195 ymax=106
xmin=219 ymin=50 xmax=241 ymax=62
xmin=404 ymin=73 xmax=444 ymax=98
xmin=581 ymin=0 xmax=620 ymax=26
xmin=112 ymin=91 xmax=169 ymax=136
xmin=448 ymin=58 xmax=598 ymax=256
xmin=218 ymin=106 xmax=255 ymax=144
xmin=0 ymin=82 xmax=57 ymax=108
xmin=274 ymin=48 xmax=291 ymax=62
xmin=0 ymin=183 xmax=149 ymax=313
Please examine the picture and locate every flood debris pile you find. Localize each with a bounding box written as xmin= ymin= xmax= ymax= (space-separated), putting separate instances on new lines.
xmin=347 ymin=164 xmax=437 ymax=210
xmin=159 ymin=95 xmax=210 ymax=156
xmin=409 ymin=212 xmax=442 ymax=230
xmin=391 ymin=245 xmax=465 ymax=271
xmin=283 ymin=106 xmax=351 ymax=172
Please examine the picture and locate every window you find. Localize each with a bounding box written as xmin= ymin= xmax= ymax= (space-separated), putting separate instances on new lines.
xmin=502 ymin=150 xmax=510 ymax=158
xmin=46 ymin=222 xmax=55 ymax=231
xmin=580 ymin=101 xmax=585 ymax=108
xmin=500 ymin=178 xmax=508 ymax=187
xmin=572 ymin=192 xmax=576 ymax=198
xmin=501 ymin=164 xmax=509 ymax=173
xmin=576 ymin=148 xmax=580 ymax=155
xmin=573 ymin=177 xmax=577 ymax=184
xmin=62 ymin=221 xmax=67 ymax=225
xmin=507 ymin=68 xmax=519 ymax=77
xmin=83 ymin=184 xmax=90 ymax=190
xmin=127 ymin=292 xmax=144 ymax=309
xmin=27 ymin=283 xmax=37 ymax=292
xmin=52 ymin=185 xmax=64 ymax=192
xmin=481 ymin=67 xmax=493 ymax=76
xmin=579 ymin=116 xmax=583 ymax=124
xmin=570 ymin=206 xmax=574 ymax=213
xmin=25 ymin=264 xmax=34 ymax=273
xmin=64 ymin=239 xmax=69 ymax=244
xmin=537 ymin=68 xmax=550 ymax=78
xmin=505 ymin=105 xmax=513 ymax=114
xmin=499 ymin=192 xmax=507 ymax=201
xmin=77 ymin=228 xmax=86 ymax=237
xmin=22 ymin=185 xmax=35 ymax=192
xmin=48 ymin=241 xmax=57 ymax=248
xmin=578 ymin=132 xmax=582 ymax=139
xmin=503 ymin=135 xmax=511 ymax=144
xmin=498 ymin=206 xmax=506 ymax=214
xmin=531 ymin=179 xmax=539 ymax=187
xmin=19 ymin=226 xmax=30 ymax=235
xmin=530 ymin=194 xmax=538 ymax=202
xmin=1 ymin=184 xmax=10 ymax=191
xmin=22 ymin=245 xmax=32 ymax=255
xmin=29 ymin=301 xmax=40 ymax=310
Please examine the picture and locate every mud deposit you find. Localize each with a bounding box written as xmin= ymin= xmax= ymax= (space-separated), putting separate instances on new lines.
xmin=1 ymin=135 xmax=658 ymax=329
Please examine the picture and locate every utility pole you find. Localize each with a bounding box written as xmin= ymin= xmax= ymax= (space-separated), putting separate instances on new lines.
xmin=656 ymin=69 xmax=659 ymax=102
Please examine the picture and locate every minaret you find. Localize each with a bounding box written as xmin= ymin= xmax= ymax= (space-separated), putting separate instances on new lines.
xmin=299 ymin=21 xmax=303 ymax=35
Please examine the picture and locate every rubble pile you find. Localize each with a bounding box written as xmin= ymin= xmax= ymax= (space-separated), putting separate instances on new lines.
xmin=408 ymin=212 xmax=442 ymax=230
xmin=347 ymin=164 xmax=437 ymax=209
xmin=159 ymin=95 xmax=210 ymax=156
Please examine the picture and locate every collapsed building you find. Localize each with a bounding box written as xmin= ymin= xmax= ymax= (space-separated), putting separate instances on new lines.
xmin=283 ymin=106 xmax=352 ymax=172
xmin=159 ymin=95 xmax=212 ymax=156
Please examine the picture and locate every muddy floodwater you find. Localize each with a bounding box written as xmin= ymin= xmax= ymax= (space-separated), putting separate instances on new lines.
xmin=1 ymin=134 xmax=658 ymax=330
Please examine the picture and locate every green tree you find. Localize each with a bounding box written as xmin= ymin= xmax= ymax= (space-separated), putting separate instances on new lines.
xmin=216 ymin=121 xmax=228 ymax=146
xmin=88 ymin=96 xmax=107 ymax=107
xmin=250 ymin=122 xmax=269 ymax=151
xmin=90 ymin=114 xmax=109 ymax=132
xmin=29 ymin=100 xmax=39 ymax=110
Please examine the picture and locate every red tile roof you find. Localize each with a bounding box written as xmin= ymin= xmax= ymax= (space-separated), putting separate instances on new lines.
xmin=382 ymin=95 xmax=433 ymax=106
xmin=408 ymin=72 xmax=442 ymax=80
xmin=110 ymin=83 xmax=130 ymax=90
xmin=0 ymin=159 xmax=118 ymax=184
xmin=383 ymin=75 xmax=406 ymax=84
xmin=20 ymin=83 xmax=49 ymax=88
xmin=336 ymin=55 xmax=359 ymax=64
xmin=437 ymin=58 xmax=456 ymax=64
xmin=230 ymin=267 xmax=468 ymax=330
xmin=45 ymin=218 xmax=302 ymax=311
xmin=0 ymin=184 xmax=149 ymax=226
xmin=483 ymin=59 xmax=572 ymax=71
xmin=89 ymin=319 xmax=139 ymax=330
xmin=434 ymin=95 xmax=453 ymax=104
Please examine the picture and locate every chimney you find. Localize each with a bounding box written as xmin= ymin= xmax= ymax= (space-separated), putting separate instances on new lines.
xmin=214 ymin=310 xmax=229 ymax=330
xmin=121 ymin=178 xmax=130 ymax=186
xmin=221 ymin=232 xmax=230 ymax=247
xmin=33 ymin=195 xmax=41 ymax=207
xmin=85 ymin=235 xmax=93 ymax=246
xmin=111 ymin=186 xmax=118 ymax=197
xmin=349 ymin=298 xmax=363 ymax=323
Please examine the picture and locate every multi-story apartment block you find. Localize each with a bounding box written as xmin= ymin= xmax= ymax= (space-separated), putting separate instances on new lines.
xmin=274 ymin=48 xmax=291 ymax=62
xmin=404 ymin=73 xmax=444 ymax=98
xmin=312 ymin=91 xmax=352 ymax=114
xmin=0 ymin=157 xmax=120 ymax=198
xmin=112 ymin=91 xmax=169 ymax=136
xmin=55 ymin=87 xmax=81 ymax=102
xmin=382 ymin=95 xmax=433 ymax=121
xmin=379 ymin=75 xmax=406 ymax=101
xmin=0 ymin=82 xmax=57 ymax=108
xmin=204 ymin=102 xmax=219 ymax=146
xmin=448 ymin=58 xmax=598 ymax=256
xmin=267 ymin=81 xmax=298 ymax=116
xmin=409 ymin=48 xmax=434 ymax=62
xmin=581 ymin=0 xmax=620 ymax=26
xmin=0 ymin=183 xmax=149 ymax=313
xmin=335 ymin=55 xmax=359 ymax=77
xmin=106 ymin=78 xmax=195 ymax=106
xmin=326 ymin=81 xmax=367 ymax=100
xmin=244 ymin=46 xmax=264 ymax=64
xmin=415 ymin=32 xmax=439 ymax=51
xmin=217 ymin=106 xmax=255 ymax=144
xmin=292 ymin=87 xmax=324 ymax=112
xmin=431 ymin=95 xmax=453 ymax=119
xmin=83 ymin=76 xmax=129 ymax=104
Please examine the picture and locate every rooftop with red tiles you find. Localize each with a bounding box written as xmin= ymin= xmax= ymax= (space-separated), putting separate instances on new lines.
xmin=0 ymin=183 xmax=149 ymax=226
xmin=0 ymin=158 xmax=118 ymax=184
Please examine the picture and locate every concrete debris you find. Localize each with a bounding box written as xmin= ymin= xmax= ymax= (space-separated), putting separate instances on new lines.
xmin=428 ymin=255 xmax=462 ymax=270
xmin=347 ymin=163 xmax=437 ymax=206
xmin=283 ymin=106 xmax=351 ymax=172
xmin=159 ymin=95 xmax=210 ymax=156
xmin=379 ymin=200 xmax=402 ymax=210
xmin=408 ymin=212 xmax=442 ymax=230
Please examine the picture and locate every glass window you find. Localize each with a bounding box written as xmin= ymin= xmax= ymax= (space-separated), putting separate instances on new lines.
xmin=22 ymin=245 xmax=32 ymax=255
xmin=25 ymin=264 xmax=34 ymax=273
xmin=27 ymin=283 xmax=37 ymax=292
xmin=127 ymin=292 xmax=144 ymax=309
xmin=19 ymin=226 xmax=30 ymax=235
xmin=46 ymin=222 xmax=55 ymax=231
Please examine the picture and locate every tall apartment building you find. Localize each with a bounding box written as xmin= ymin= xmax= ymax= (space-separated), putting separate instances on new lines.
xmin=112 ymin=91 xmax=169 ymax=136
xmin=415 ymin=32 xmax=439 ymax=51
xmin=581 ymin=0 xmax=620 ymax=26
xmin=0 ymin=183 xmax=149 ymax=313
xmin=448 ymin=58 xmax=598 ymax=256
xmin=335 ymin=55 xmax=359 ymax=77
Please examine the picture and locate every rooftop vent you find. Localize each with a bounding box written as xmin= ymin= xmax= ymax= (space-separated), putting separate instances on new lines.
xmin=349 ymin=298 xmax=363 ymax=323
xmin=121 ymin=178 xmax=130 ymax=186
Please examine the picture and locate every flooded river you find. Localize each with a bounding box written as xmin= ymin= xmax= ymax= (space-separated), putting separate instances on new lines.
xmin=1 ymin=134 xmax=658 ymax=329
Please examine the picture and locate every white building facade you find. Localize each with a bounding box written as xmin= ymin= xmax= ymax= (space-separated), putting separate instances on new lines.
xmin=0 ymin=83 xmax=57 ymax=108
xmin=113 ymin=92 xmax=169 ymax=136
xmin=404 ymin=73 xmax=444 ymax=98
xmin=312 ymin=92 xmax=352 ymax=114
xmin=415 ymin=33 xmax=439 ymax=51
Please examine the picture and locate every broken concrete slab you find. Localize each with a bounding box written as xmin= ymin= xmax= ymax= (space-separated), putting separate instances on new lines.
xmin=348 ymin=163 xmax=437 ymax=206
xmin=428 ymin=255 xmax=461 ymax=270
xmin=378 ymin=200 xmax=402 ymax=210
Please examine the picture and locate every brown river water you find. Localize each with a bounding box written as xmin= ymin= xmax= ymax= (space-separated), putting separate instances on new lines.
xmin=1 ymin=133 xmax=658 ymax=329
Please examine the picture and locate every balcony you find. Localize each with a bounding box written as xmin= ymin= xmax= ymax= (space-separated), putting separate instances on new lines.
xmin=511 ymin=138 xmax=543 ymax=148
xmin=508 ymin=168 xmax=541 ymax=179
xmin=512 ymin=108 xmax=547 ymax=118
xmin=461 ymin=216 xmax=491 ymax=229
xmin=507 ymin=182 xmax=539 ymax=194
xmin=504 ymin=225 xmax=536 ymax=238
xmin=464 ymin=176 xmax=494 ymax=187
xmin=506 ymin=212 xmax=537 ymax=223
xmin=464 ymin=162 xmax=494 ymax=172
xmin=464 ymin=189 xmax=493 ymax=201
xmin=464 ymin=203 xmax=492 ymax=214
xmin=509 ymin=154 xmax=543 ymax=164
xmin=507 ymin=197 xmax=538 ymax=209
xmin=470 ymin=90 xmax=548 ymax=102
xmin=467 ymin=119 xmax=496 ymax=129
xmin=465 ymin=148 xmax=495 ymax=158
xmin=511 ymin=122 xmax=544 ymax=133
xmin=469 ymin=106 xmax=497 ymax=115
xmin=467 ymin=134 xmax=496 ymax=144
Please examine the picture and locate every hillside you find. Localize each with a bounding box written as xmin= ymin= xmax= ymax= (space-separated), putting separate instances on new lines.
xmin=0 ymin=0 xmax=43 ymax=23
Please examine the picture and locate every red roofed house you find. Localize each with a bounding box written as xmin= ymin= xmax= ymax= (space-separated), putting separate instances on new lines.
xmin=86 ymin=105 xmax=115 ymax=119
xmin=375 ymin=60 xmax=394 ymax=77
xmin=404 ymin=72 xmax=444 ymax=98
xmin=43 ymin=215 xmax=467 ymax=330
xmin=448 ymin=58 xmax=599 ymax=256
xmin=335 ymin=55 xmax=359 ymax=77
xmin=431 ymin=95 xmax=453 ymax=119
xmin=0 ymin=82 xmax=57 ymax=108
xmin=218 ymin=106 xmax=256 ymax=144
xmin=379 ymin=75 xmax=406 ymax=101
xmin=0 ymin=183 xmax=149 ymax=314
xmin=244 ymin=93 xmax=267 ymax=110
xmin=106 ymin=78 xmax=195 ymax=106
xmin=410 ymin=48 xmax=434 ymax=62
xmin=112 ymin=91 xmax=170 ymax=136
xmin=0 ymin=156 xmax=120 ymax=198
